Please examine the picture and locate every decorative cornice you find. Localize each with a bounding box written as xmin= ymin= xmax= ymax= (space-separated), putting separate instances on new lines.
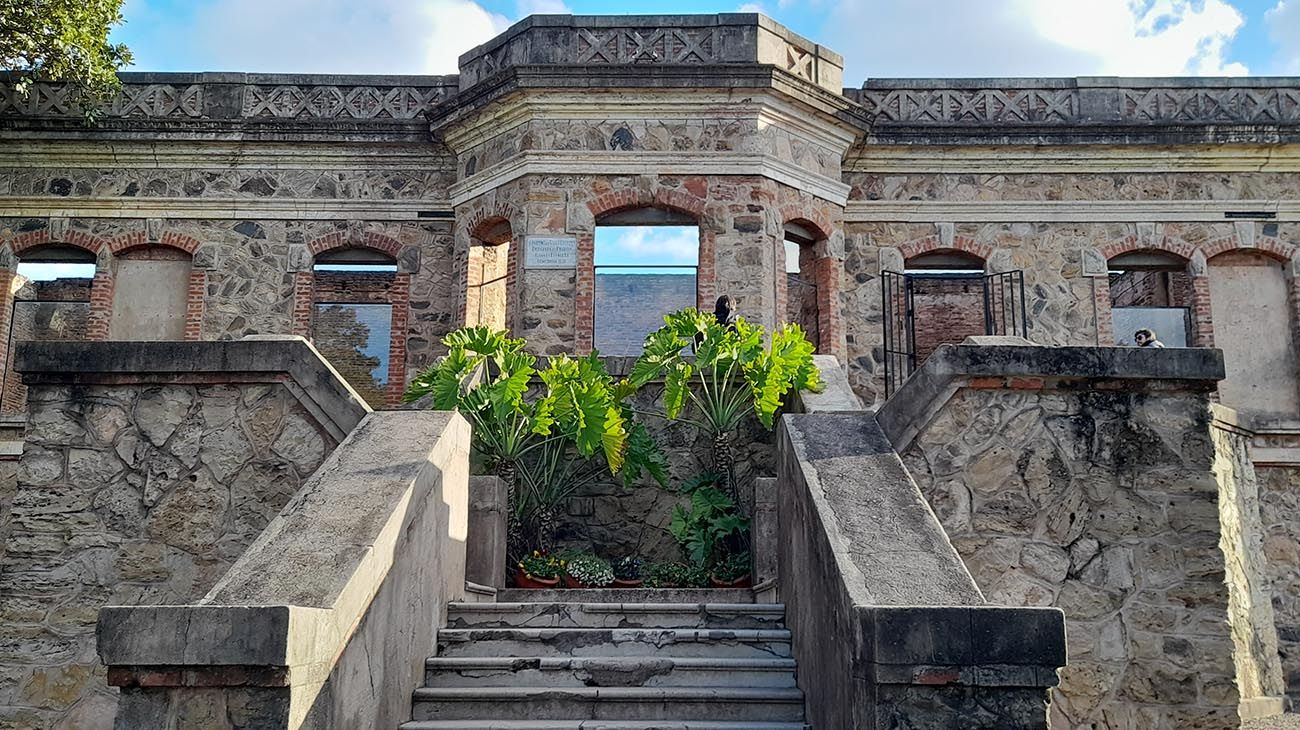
xmin=845 ymin=144 xmax=1300 ymax=173
xmin=0 ymin=196 xmax=452 ymax=221
xmin=0 ymin=140 xmax=453 ymax=170
xmin=448 ymin=150 xmax=852 ymax=206
xmin=845 ymin=199 xmax=1300 ymax=223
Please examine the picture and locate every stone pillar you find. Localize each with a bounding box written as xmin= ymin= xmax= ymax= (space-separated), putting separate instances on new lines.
xmin=467 ymin=475 xmax=507 ymax=591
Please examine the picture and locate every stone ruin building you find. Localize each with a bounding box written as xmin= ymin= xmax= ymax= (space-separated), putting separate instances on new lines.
xmin=0 ymin=12 xmax=1299 ymax=730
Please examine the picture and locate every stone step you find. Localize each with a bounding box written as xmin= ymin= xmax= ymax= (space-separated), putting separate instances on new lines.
xmin=400 ymin=717 xmax=806 ymax=722
xmin=495 ymin=589 xmax=754 ymax=604
xmin=408 ymin=687 xmax=806 ymax=722
xmin=436 ymin=628 xmax=793 ymax=659
xmin=446 ymin=602 xmax=785 ymax=630
xmin=424 ymin=656 xmax=798 ymax=688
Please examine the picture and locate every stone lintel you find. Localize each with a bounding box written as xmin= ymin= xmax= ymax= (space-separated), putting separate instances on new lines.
xmin=14 ymin=337 xmax=369 ymax=440
xmin=861 ymin=605 xmax=1065 ymax=676
xmin=878 ymin=343 xmax=1225 ymax=450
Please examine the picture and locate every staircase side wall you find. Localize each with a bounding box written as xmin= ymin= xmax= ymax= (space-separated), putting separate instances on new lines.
xmin=901 ymin=380 xmax=1245 ymax=729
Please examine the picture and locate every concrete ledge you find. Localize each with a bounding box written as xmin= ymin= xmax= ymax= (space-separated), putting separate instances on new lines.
xmin=97 ymin=410 xmax=471 ymax=729
xmin=794 ymin=355 xmax=863 ymax=413
xmin=15 ymin=337 xmax=370 ymax=441
xmin=878 ymin=343 xmax=1225 ymax=450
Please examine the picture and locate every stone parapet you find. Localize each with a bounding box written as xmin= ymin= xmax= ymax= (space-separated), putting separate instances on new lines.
xmin=98 ymin=410 xmax=471 ymax=729
xmin=777 ymin=410 xmax=1064 ymax=729
xmin=887 ymin=342 xmax=1274 ymax=728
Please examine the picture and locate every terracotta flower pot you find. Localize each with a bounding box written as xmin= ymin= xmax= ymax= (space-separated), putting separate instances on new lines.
xmin=709 ymin=573 xmax=752 ymax=589
xmin=515 ymin=569 xmax=560 ymax=589
xmin=611 ymin=578 xmax=643 ymax=588
xmin=563 ymin=575 xmax=590 ymax=589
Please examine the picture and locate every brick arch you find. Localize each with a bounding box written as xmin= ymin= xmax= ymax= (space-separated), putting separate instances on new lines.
xmin=898 ymin=235 xmax=993 ymax=263
xmin=1098 ymin=235 xmax=1198 ymax=263
xmin=108 ymin=230 xmax=202 ymax=256
xmin=10 ymin=229 xmax=106 ymax=256
xmin=1203 ymin=234 xmax=1297 ymax=263
xmin=307 ymin=231 xmax=405 ymax=260
xmin=777 ymin=208 xmax=843 ymax=359
xmin=779 ymin=207 xmax=834 ymax=243
xmin=465 ymin=208 xmax=520 ymax=245
xmin=586 ymin=188 xmax=707 ymax=222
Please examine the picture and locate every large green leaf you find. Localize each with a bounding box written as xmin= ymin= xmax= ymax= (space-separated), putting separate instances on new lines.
xmin=622 ymin=422 xmax=669 ymax=487
xmin=662 ymin=361 xmax=692 ymax=419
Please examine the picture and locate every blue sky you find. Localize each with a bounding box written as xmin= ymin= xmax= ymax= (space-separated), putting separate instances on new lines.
xmin=113 ymin=0 xmax=1300 ymax=79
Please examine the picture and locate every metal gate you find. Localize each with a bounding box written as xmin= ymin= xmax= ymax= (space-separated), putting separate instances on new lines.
xmin=881 ymin=270 xmax=1028 ymax=398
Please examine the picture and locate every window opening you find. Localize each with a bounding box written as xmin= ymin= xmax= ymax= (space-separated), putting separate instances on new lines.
xmin=594 ymin=224 xmax=699 ymax=355
xmin=1108 ymin=251 xmax=1192 ymax=347
xmin=311 ymin=249 xmax=397 ymax=407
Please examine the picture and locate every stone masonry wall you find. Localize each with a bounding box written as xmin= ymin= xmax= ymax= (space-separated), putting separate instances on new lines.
xmin=0 ymin=380 xmax=338 ymax=730
xmin=1211 ymin=415 xmax=1287 ymax=711
xmin=902 ymin=383 xmax=1241 ymax=729
xmin=1258 ymin=464 xmax=1300 ymax=700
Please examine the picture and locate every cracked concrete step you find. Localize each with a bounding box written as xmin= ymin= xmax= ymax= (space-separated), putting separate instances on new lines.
xmin=446 ymin=602 xmax=786 ymax=629
xmin=424 ymin=656 xmax=798 ymax=688
xmin=400 ymin=717 xmax=806 ymax=722
xmin=436 ymin=628 xmax=793 ymax=659
xmin=408 ymin=686 xmax=806 ymax=722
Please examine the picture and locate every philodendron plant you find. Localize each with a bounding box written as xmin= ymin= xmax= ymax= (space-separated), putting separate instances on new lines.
xmin=404 ymin=326 xmax=667 ymax=556
xmin=631 ymin=308 xmax=824 ymax=496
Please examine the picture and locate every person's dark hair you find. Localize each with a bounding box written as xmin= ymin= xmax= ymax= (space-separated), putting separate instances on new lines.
xmin=714 ymin=295 xmax=735 ymax=323
xmin=1135 ymin=328 xmax=1155 ymax=341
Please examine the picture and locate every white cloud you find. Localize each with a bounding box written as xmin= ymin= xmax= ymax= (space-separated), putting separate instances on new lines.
xmin=180 ymin=0 xmax=509 ymax=74
xmin=1266 ymin=1 xmax=1300 ymax=74
xmin=737 ymin=3 xmax=768 ymax=13
xmin=595 ymin=226 xmax=699 ymax=266
xmin=820 ymin=0 xmax=1248 ymax=83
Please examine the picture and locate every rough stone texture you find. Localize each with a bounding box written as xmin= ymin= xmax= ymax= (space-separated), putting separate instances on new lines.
xmin=98 ymin=410 xmax=470 ymax=730
xmin=1211 ymin=407 xmax=1288 ymax=712
xmin=467 ymin=475 xmax=507 ymax=589
xmin=1259 ymin=463 xmax=1300 ymax=700
xmin=777 ymin=411 xmax=1065 ymax=730
xmin=0 ymin=383 xmax=337 ymax=729
xmin=902 ymin=382 xmax=1242 ymax=729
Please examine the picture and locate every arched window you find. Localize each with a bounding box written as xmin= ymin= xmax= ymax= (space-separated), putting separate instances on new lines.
xmin=1208 ymin=250 xmax=1299 ymax=415
xmin=1108 ymin=251 xmax=1193 ymax=347
xmin=903 ymin=249 xmax=987 ymax=364
xmin=109 ymin=247 xmax=194 ymax=341
xmin=593 ymin=208 xmax=699 ymax=355
xmin=311 ymin=248 xmax=399 ymax=408
xmin=466 ymin=218 xmax=512 ymax=330
xmin=783 ymin=222 xmax=820 ymax=350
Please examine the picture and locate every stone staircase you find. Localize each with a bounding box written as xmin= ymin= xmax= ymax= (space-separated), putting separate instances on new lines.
xmin=401 ymin=599 xmax=807 ymax=729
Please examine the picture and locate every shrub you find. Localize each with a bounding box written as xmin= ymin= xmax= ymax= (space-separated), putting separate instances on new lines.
xmin=565 ymin=552 xmax=615 ymax=587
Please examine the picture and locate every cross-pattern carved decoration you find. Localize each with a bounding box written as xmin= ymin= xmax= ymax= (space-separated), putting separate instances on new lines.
xmin=1122 ymin=88 xmax=1300 ymax=123
xmin=575 ymin=28 xmax=718 ymax=64
xmin=857 ymin=88 xmax=1077 ymax=123
xmin=785 ymin=46 xmax=813 ymax=81
xmin=241 ymin=85 xmax=446 ymax=119
xmin=0 ymin=82 xmax=204 ymax=118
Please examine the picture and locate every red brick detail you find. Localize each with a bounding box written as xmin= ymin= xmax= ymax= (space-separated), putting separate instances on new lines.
xmin=586 ymin=188 xmax=706 ymax=221
xmin=575 ymin=233 xmax=595 ymax=354
xmin=696 ymin=229 xmax=717 ymax=311
xmin=184 ymin=270 xmax=206 ymax=341
xmin=385 ymin=273 xmax=411 ymax=407
xmin=1203 ymin=234 xmax=1297 ymax=263
xmin=290 ymin=271 xmax=313 ymax=337
xmin=86 ymin=273 xmax=114 ymax=341
xmin=1093 ymin=277 xmax=1115 ymax=346
xmin=1098 ymin=236 xmax=1197 ymax=262
xmin=106 ymin=230 xmax=148 ymax=254
xmin=779 ymin=209 xmax=833 ymax=242
xmin=1191 ymin=275 xmax=1215 ymax=347
xmin=814 ymin=255 xmax=845 ymax=360
xmin=0 ymin=269 xmax=17 ymax=414
xmin=897 ymin=235 xmax=992 ymax=264
xmin=107 ymin=665 xmax=290 ymax=689
xmin=913 ymin=667 xmax=962 ymax=686
xmin=307 ymin=231 xmax=403 ymax=259
xmin=465 ymin=209 xmax=519 ymax=244
xmin=11 ymin=228 xmax=106 ymax=255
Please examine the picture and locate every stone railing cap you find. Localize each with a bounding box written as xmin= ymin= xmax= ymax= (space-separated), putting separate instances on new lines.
xmin=14 ymin=337 xmax=370 ymax=437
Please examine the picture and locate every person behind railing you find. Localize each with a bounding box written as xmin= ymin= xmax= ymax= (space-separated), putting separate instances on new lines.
xmin=1134 ymin=328 xmax=1165 ymax=348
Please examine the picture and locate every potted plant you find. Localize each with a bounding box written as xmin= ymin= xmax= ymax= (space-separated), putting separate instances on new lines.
xmin=516 ymin=551 xmax=563 ymax=589
xmin=669 ymin=473 xmax=750 ymax=567
xmin=710 ymin=551 xmax=752 ymax=588
xmin=645 ymin=561 xmax=709 ymax=589
xmin=611 ymin=556 xmax=645 ymax=587
xmin=564 ymin=552 xmax=615 ymax=589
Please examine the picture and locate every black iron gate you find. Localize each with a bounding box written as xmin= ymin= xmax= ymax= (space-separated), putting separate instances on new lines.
xmin=881 ymin=270 xmax=1028 ymax=398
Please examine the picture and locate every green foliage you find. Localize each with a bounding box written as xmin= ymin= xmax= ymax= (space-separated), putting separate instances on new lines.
xmin=711 ymin=551 xmax=751 ymax=582
xmin=564 ymin=552 xmax=614 ymax=587
xmin=669 ymin=472 xmax=750 ymax=567
xmin=1 ymin=0 xmax=133 ymax=121
xmin=517 ymin=551 xmax=563 ymax=580
xmin=633 ymin=308 xmax=824 ymax=434
xmin=611 ymin=555 xmax=644 ymax=581
xmin=644 ymin=561 xmax=709 ymax=588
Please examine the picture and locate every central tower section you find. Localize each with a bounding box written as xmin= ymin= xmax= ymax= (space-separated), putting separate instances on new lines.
xmin=430 ymin=14 xmax=859 ymax=357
